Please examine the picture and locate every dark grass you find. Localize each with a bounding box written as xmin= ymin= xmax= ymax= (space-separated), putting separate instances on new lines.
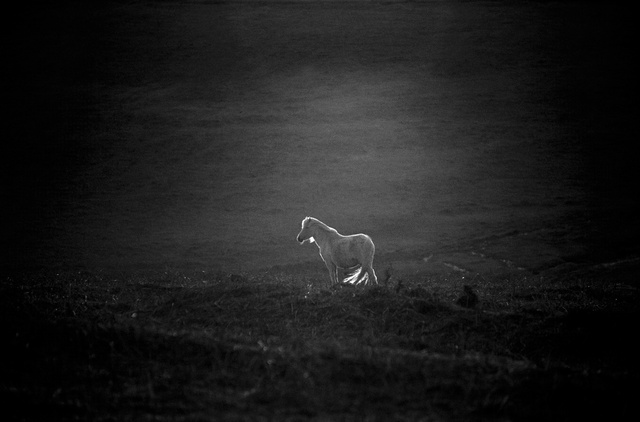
xmin=2 ymin=265 xmax=638 ymax=421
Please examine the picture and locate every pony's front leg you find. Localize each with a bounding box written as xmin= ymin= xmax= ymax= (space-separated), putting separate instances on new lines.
xmin=324 ymin=262 xmax=338 ymax=286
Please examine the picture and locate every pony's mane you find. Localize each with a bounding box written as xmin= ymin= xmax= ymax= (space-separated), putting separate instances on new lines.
xmin=304 ymin=216 xmax=337 ymax=234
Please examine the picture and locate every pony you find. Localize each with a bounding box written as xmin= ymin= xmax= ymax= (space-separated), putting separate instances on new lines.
xmin=296 ymin=216 xmax=378 ymax=286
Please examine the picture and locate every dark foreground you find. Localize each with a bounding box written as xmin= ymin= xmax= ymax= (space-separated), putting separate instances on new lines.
xmin=3 ymin=261 xmax=638 ymax=421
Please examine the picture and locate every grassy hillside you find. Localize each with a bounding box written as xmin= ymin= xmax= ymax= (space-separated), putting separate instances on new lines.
xmin=5 ymin=0 xmax=637 ymax=272
xmin=3 ymin=264 xmax=638 ymax=420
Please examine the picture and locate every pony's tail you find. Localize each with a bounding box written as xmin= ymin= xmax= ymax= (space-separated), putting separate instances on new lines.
xmin=343 ymin=266 xmax=369 ymax=285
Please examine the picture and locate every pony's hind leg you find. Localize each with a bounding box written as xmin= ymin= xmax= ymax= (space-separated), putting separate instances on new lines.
xmin=353 ymin=266 xmax=368 ymax=285
xmin=365 ymin=266 xmax=378 ymax=285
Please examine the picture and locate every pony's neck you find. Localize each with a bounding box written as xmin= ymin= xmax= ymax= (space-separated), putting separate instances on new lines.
xmin=310 ymin=219 xmax=338 ymax=243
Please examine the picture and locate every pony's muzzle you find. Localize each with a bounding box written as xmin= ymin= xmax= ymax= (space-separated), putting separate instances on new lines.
xmin=297 ymin=236 xmax=311 ymax=244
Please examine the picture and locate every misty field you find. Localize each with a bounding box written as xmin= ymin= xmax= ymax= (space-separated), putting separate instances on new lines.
xmin=3 ymin=0 xmax=639 ymax=420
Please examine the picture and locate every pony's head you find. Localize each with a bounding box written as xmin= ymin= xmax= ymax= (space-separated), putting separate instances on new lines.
xmin=296 ymin=216 xmax=315 ymax=244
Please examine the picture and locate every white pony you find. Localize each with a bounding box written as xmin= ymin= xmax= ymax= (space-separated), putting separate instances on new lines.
xmin=296 ymin=217 xmax=378 ymax=286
